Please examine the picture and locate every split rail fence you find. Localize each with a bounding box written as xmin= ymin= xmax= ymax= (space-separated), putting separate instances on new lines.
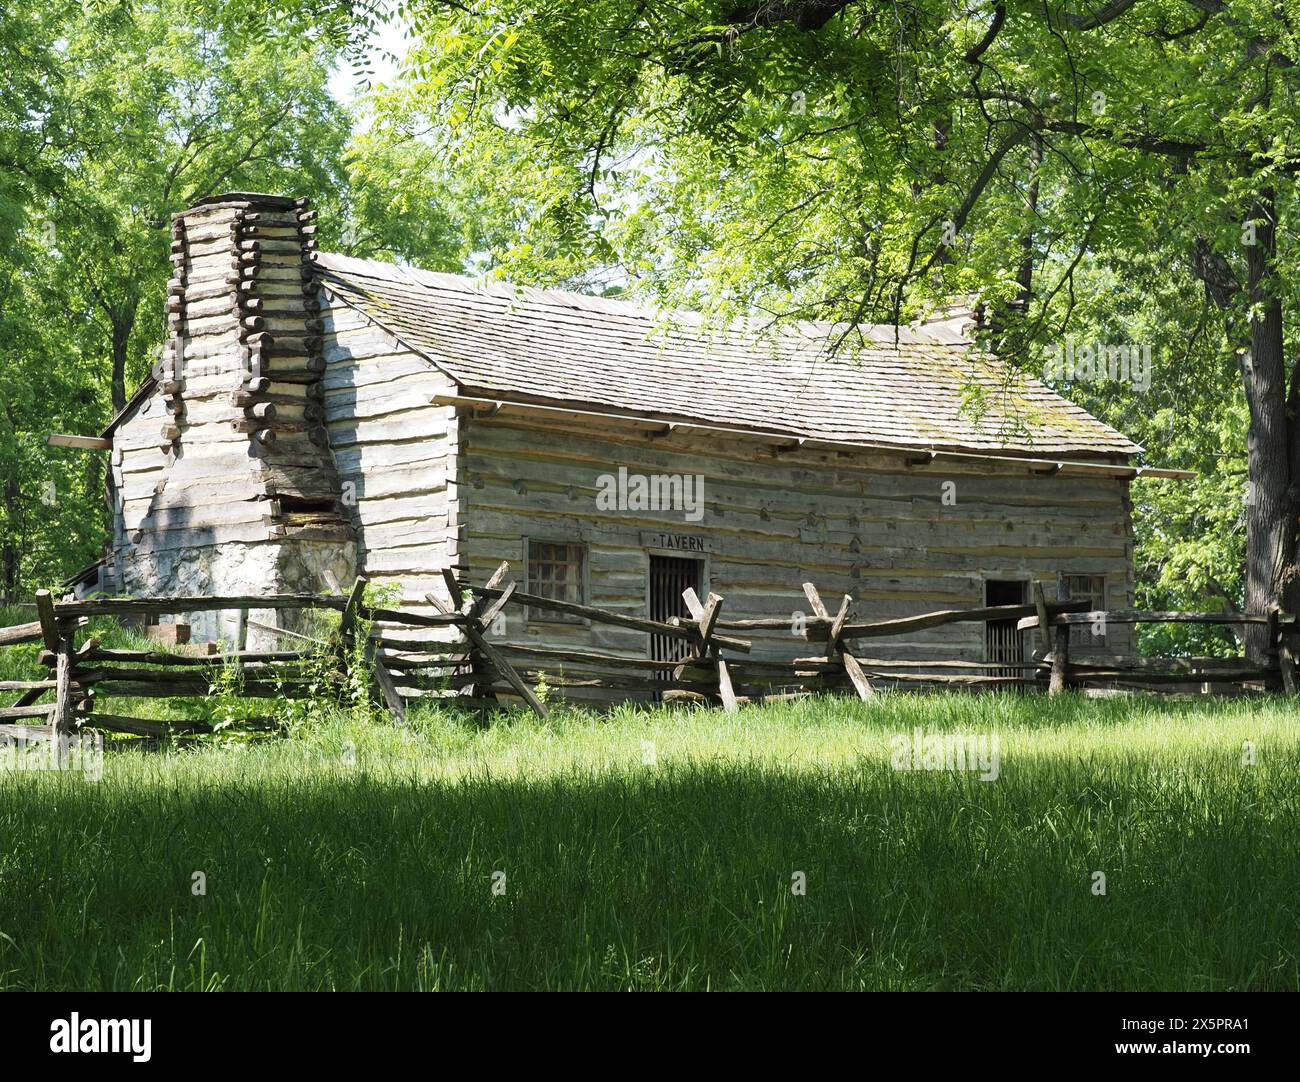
xmin=0 ymin=562 xmax=1291 ymax=741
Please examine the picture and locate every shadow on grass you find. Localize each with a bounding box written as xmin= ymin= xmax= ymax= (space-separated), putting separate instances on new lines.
xmin=2 ymin=745 xmax=1298 ymax=991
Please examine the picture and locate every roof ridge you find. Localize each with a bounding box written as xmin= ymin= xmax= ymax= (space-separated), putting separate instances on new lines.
xmin=312 ymin=251 xmax=973 ymax=346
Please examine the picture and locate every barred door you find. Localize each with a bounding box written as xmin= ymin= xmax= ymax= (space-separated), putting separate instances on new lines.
xmin=985 ymin=579 xmax=1027 ymax=678
xmin=985 ymin=620 xmax=1024 ymax=678
xmin=649 ymin=555 xmax=703 ymax=688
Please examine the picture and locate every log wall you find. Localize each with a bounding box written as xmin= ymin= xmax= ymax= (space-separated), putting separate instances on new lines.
xmin=458 ymin=410 xmax=1136 ymax=692
xmin=317 ymin=289 xmax=463 ymax=650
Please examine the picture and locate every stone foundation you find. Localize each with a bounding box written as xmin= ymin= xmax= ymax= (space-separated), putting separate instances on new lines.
xmin=119 ymin=539 xmax=357 ymax=647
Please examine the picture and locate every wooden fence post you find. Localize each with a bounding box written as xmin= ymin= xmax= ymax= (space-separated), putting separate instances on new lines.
xmin=335 ymin=576 xmax=407 ymax=725
xmin=33 ymin=589 xmax=78 ymax=744
xmin=52 ymin=633 xmax=76 ymax=744
xmin=363 ymin=636 xmax=408 ymax=725
xmin=441 ymin=567 xmax=498 ymax=713
xmin=1032 ymin=581 xmax=1053 ymax=657
xmin=677 ymin=587 xmax=736 ymax=712
xmin=1269 ymin=602 xmax=1299 ymax=693
xmin=34 ymin=589 xmax=58 ymax=652
xmin=433 ymin=563 xmax=548 ymax=719
xmin=1049 ymin=575 xmax=1070 ymax=695
xmin=802 ymin=582 xmax=874 ymax=700
xmin=337 ymin=577 xmax=368 ymax=641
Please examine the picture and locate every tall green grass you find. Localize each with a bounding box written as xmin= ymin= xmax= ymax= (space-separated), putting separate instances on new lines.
xmin=1 ymin=693 xmax=1297 ymax=990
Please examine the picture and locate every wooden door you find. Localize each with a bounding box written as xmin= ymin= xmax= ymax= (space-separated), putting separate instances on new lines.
xmin=649 ymin=555 xmax=704 ymax=684
xmin=984 ymin=579 xmax=1027 ymax=678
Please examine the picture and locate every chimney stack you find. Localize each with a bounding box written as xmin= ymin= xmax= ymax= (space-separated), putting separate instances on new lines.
xmin=114 ymin=193 xmax=355 ymax=642
xmin=165 ymin=192 xmax=328 ymax=459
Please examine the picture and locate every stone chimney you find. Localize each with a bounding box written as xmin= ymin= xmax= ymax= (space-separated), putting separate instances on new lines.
xmin=117 ymin=193 xmax=355 ymax=642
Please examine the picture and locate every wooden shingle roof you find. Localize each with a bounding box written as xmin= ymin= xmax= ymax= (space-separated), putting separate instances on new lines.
xmin=315 ymin=252 xmax=1140 ymax=459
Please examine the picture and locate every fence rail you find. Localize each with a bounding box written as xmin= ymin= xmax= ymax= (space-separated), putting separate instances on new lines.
xmin=0 ymin=564 xmax=1292 ymax=741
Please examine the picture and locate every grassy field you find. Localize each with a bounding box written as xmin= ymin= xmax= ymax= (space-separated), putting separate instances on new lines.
xmin=1 ymin=689 xmax=1298 ymax=991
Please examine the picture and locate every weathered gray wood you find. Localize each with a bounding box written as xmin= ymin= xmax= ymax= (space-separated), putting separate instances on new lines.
xmin=78 ymin=663 xmax=324 ymax=683
xmin=1280 ymin=640 xmax=1300 ymax=695
xmin=84 ymin=715 xmax=208 ymax=736
xmin=1039 ymin=654 xmax=1267 ymax=673
xmin=246 ymin=619 xmax=330 ymax=648
xmin=1033 ymin=581 xmax=1052 ymax=654
xmin=83 ymin=647 xmax=309 ymax=666
xmin=482 ymin=560 xmax=512 ymax=592
xmin=35 ymin=590 xmax=59 ymax=652
xmin=0 ymin=722 xmax=54 ymax=740
xmin=371 ymin=636 xmax=461 ymax=654
xmin=0 ymin=621 xmax=42 ymax=647
xmin=496 ymin=642 xmax=704 ymax=671
xmin=377 ymin=672 xmax=477 ymax=692
xmin=0 ymin=704 xmax=55 ymax=720
xmin=501 ymin=669 xmax=713 ymax=693
xmin=826 ymin=595 xmax=853 ymax=652
xmin=801 ymin=582 xmax=830 ymax=622
xmin=802 ymin=582 xmax=874 ymax=700
xmin=363 ymin=637 xmax=408 ymax=725
xmin=681 ymin=587 xmax=705 ymax=622
xmin=337 ymin=577 xmax=368 ymax=640
xmin=850 ymin=673 xmax=1037 ymax=687
xmin=713 ymin=615 xmax=834 ymax=632
xmin=437 ymin=570 xmax=501 ymax=707
xmin=355 ymin=606 xmax=463 ymax=628
xmin=52 ymin=636 xmax=76 ymax=738
xmin=462 ymin=621 xmax=548 ymax=718
xmin=47 ymin=434 xmax=112 ymax=450
xmin=794 ymin=655 xmax=1038 ymax=670
xmin=424 ymin=589 xmax=454 ymax=616
xmin=674 ymin=589 xmax=723 ymax=678
xmin=477 ymin=580 xmax=516 ymax=628
xmin=1050 ymin=577 xmax=1069 ymax=696
xmin=471 ymin=584 xmax=751 ymax=651
xmin=841 ymin=652 xmax=876 ymax=700
xmin=84 ymin=714 xmax=279 ymax=736
xmin=1063 ymin=668 xmax=1270 ymax=684
xmin=716 ymin=656 xmax=738 ymax=713
xmin=847 ymin=600 xmax=1090 ymax=640
xmin=1025 ymin=610 xmax=1291 ymax=629
xmin=8 ymin=686 xmax=46 ymax=709
xmin=442 ymin=567 xmax=468 ymax=613
xmin=85 ymin=678 xmax=314 ymax=699
xmin=55 ymin=593 xmax=349 ymax=617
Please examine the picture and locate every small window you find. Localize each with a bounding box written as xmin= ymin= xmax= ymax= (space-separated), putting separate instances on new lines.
xmin=1065 ymin=574 xmax=1106 ymax=646
xmin=526 ymin=540 xmax=587 ymax=622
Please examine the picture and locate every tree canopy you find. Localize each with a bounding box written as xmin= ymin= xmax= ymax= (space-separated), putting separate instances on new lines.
xmin=339 ymin=0 xmax=1300 ymax=653
xmin=0 ymin=1 xmax=442 ymax=598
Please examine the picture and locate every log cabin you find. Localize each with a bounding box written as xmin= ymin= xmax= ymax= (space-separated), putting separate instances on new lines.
xmin=89 ymin=192 xmax=1185 ymax=696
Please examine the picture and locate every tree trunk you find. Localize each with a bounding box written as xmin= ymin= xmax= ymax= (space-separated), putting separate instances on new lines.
xmin=1241 ymin=192 xmax=1297 ymax=659
xmin=1 ymin=470 xmax=18 ymax=604
xmin=1 ymin=401 xmax=20 ymax=604
xmin=111 ymin=309 xmax=134 ymax=413
xmin=1014 ymin=134 xmax=1043 ymax=313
